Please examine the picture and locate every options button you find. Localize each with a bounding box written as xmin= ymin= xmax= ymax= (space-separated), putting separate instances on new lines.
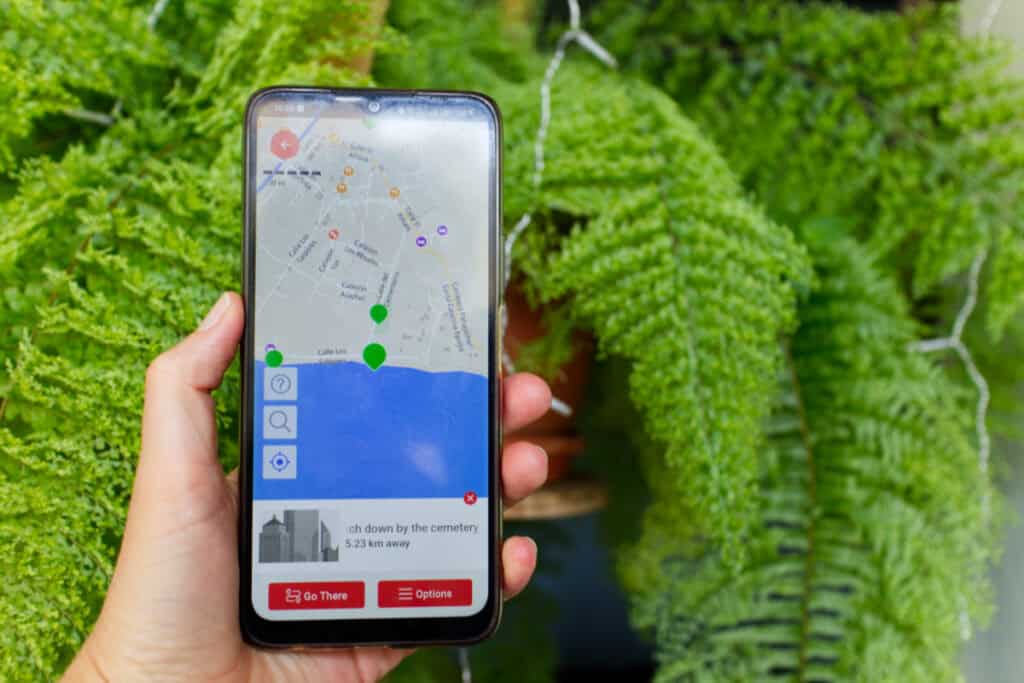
xmin=378 ymin=579 xmax=472 ymax=608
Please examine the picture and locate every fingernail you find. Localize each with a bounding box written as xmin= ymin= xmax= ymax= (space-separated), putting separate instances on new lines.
xmin=535 ymin=445 xmax=549 ymax=482
xmin=199 ymin=293 xmax=231 ymax=331
xmin=521 ymin=537 xmax=538 ymax=562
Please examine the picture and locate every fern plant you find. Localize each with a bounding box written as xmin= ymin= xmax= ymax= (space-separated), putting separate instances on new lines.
xmin=639 ymin=234 xmax=992 ymax=682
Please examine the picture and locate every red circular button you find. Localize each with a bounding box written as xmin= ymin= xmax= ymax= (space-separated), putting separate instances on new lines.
xmin=270 ymin=129 xmax=300 ymax=160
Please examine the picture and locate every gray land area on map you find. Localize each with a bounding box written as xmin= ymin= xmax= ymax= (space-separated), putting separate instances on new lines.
xmin=254 ymin=114 xmax=491 ymax=377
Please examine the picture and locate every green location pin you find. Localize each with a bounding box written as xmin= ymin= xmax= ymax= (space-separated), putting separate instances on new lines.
xmin=363 ymin=343 xmax=386 ymax=371
xmin=370 ymin=304 xmax=388 ymax=324
xmin=265 ymin=349 xmax=283 ymax=367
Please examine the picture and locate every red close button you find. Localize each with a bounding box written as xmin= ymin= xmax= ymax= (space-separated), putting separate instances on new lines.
xmin=378 ymin=579 xmax=472 ymax=608
xmin=268 ymin=581 xmax=365 ymax=610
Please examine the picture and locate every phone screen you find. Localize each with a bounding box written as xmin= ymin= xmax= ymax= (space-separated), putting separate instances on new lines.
xmin=244 ymin=90 xmax=498 ymax=625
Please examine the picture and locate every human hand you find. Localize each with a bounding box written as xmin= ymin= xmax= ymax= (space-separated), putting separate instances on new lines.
xmin=63 ymin=292 xmax=551 ymax=682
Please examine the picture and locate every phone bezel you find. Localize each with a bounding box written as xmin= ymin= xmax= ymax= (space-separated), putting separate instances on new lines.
xmin=238 ymin=86 xmax=504 ymax=648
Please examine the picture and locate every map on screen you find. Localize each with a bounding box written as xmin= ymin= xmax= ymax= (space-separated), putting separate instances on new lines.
xmin=251 ymin=102 xmax=494 ymax=502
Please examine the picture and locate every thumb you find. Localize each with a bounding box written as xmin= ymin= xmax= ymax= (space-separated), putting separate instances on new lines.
xmin=134 ymin=292 xmax=245 ymax=519
xmin=145 ymin=290 xmax=244 ymax=400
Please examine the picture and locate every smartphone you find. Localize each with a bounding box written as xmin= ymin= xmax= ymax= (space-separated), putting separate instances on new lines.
xmin=239 ymin=87 xmax=502 ymax=647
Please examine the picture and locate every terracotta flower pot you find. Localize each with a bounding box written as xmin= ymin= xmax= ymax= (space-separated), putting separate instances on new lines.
xmin=503 ymin=281 xmax=592 ymax=483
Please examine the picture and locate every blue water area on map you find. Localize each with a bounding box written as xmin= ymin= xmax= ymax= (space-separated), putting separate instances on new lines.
xmin=253 ymin=361 xmax=489 ymax=500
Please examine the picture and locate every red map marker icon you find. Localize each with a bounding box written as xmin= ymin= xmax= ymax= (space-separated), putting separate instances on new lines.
xmin=463 ymin=491 xmax=477 ymax=506
xmin=271 ymin=129 xmax=299 ymax=159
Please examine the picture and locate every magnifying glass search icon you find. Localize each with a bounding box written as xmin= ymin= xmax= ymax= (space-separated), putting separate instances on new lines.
xmin=268 ymin=409 xmax=291 ymax=432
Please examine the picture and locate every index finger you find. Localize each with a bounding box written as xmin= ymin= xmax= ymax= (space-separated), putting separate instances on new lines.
xmin=502 ymin=373 xmax=552 ymax=432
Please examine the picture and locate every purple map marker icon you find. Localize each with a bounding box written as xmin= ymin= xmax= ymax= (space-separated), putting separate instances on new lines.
xmin=416 ymin=235 xmax=427 ymax=247
xmin=437 ymin=225 xmax=448 ymax=236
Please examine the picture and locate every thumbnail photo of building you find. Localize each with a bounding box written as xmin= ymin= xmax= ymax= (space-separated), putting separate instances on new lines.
xmin=259 ymin=508 xmax=340 ymax=562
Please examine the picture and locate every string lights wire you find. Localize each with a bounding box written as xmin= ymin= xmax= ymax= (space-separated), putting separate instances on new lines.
xmin=914 ymin=248 xmax=992 ymax=645
xmin=147 ymin=0 xmax=171 ymax=30
xmin=911 ymin=0 xmax=1004 ymax=641
xmin=501 ymin=0 xmax=617 ymax=418
xmin=912 ymin=0 xmax=1005 ymax=522
xmin=912 ymin=249 xmax=991 ymax=520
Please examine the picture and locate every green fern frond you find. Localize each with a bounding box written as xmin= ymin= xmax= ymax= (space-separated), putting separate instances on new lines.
xmin=522 ymin=65 xmax=812 ymax=564
xmin=0 ymin=1 xmax=174 ymax=173
xmin=592 ymin=0 xmax=1024 ymax=339
xmin=639 ymin=236 xmax=992 ymax=683
xmin=183 ymin=0 xmax=392 ymax=138
xmin=0 ymin=429 xmax=130 ymax=677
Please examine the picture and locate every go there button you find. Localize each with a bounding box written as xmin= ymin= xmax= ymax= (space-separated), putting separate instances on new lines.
xmin=378 ymin=579 xmax=472 ymax=608
xmin=268 ymin=581 xmax=365 ymax=610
